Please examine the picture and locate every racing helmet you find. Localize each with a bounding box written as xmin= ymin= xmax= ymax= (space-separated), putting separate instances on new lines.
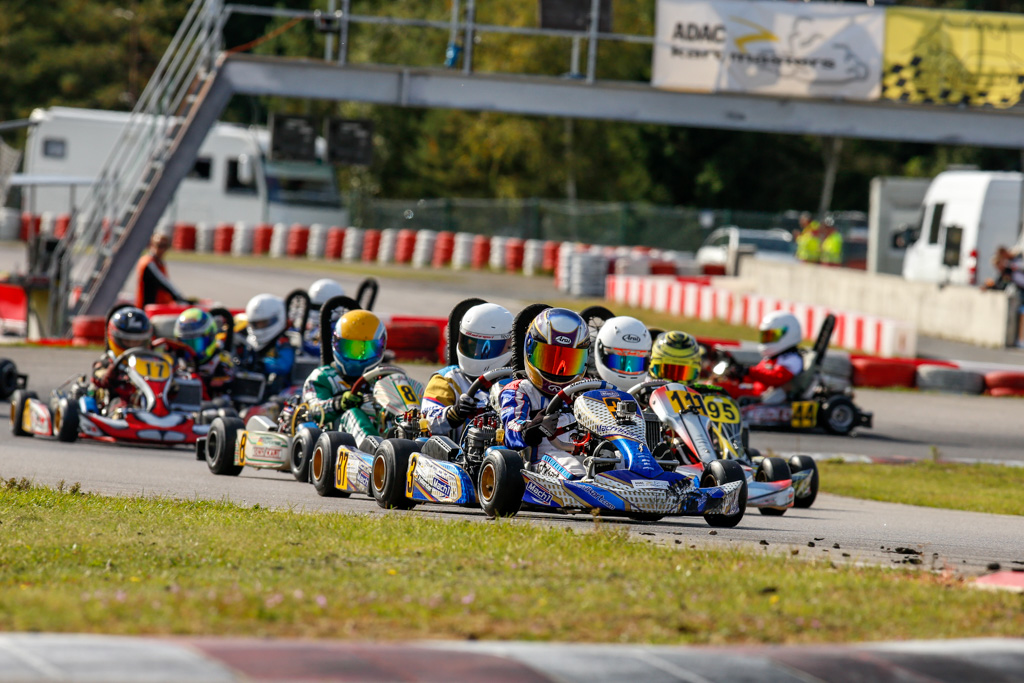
xmin=758 ymin=310 xmax=802 ymax=358
xmin=245 ymin=294 xmax=286 ymax=351
xmin=174 ymin=308 xmax=219 ymax=364
xmin=332 ymin=310 xmax=387 ymax=378
xmin=457 ymin=303 xmax=514 ymax=377
xmin=594 ymin=316 xmax=651 ymax=391
xmin=523 ymin=308 xmax=591 ymax=395
xmin=107 ymin=307 xmax=152 ymax=356
xmin=650 ymin=331 xmax=702 ymax=384
xmin=309 ymin=279 xmax=345 ymax=309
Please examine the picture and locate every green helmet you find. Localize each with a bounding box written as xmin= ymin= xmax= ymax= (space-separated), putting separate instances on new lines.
xmin=649 ymin=331 xmax=702 ymax=384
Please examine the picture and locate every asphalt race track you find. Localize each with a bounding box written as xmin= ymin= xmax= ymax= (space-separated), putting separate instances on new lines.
xmin=2 ymin=251 xmax=1024 ymax=574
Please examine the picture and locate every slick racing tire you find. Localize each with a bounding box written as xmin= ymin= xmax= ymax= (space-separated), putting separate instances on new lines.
xmin=915 ymin=366 xmax=985 ymax=395
xmin=0 ymin=360 xmax=19 ymax=401
xmin=311 ymin=431 xmax=356 ymax=498
xmin=788 ymin=455 xmax=819 ymax=509
xmin=755 ymin=456 xmax=791 ymax=516
xmin=52 ymin=397 xmax=80 ymax=443
xmin=478 ymin=449 xmax=525 ymax=519
xmin=371 ymin=439 xmax=418 ymax=510
xmin=11 ymin=389 xmax=36 ymax=437
xmin=289 ymin=427 xmax=322 ymax=482
xmin=701 ymin=459 xmax=747 ymax=528
xmin=206 ymin=417 xmax=244 ymax=476
xmin=821 ymin=397 xmax=857 ymax=435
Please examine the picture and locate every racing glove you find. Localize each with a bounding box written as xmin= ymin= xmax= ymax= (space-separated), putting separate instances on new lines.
xmin=334 ymin=391 xmax=362 ymax=411
xmin=524 ymin=412 xmax=560 ymax=447
xmin=446 ymin=393 xmax=480 ymax=424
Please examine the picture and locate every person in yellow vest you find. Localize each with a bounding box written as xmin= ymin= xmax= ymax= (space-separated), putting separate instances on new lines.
xmin=820 ymin=218 xmax=844 ymax=267
xmin=794 ymin=212 xmax=822 ymax=263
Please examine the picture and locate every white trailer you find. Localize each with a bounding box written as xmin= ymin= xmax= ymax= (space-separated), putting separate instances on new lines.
xmin=22 ymin=107 xmax=347 ymax=227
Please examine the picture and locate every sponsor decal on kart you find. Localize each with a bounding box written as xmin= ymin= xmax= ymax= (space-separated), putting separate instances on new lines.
xmin=336 ymin=447 xmax=351 ymax=490
xmin=78 ymin=417 xmax=104 ymax=438
xmin=245 ymin=432 xmax=289 ymax=464
xmin=747 ymin=485 xmax=794 ymax=509
xmin=28 ymin=401 xmax=49 ymax=435
xmin=743 ymin=404 xmax=790 ymax=424
xmin=525 ymin=480 xmax=553 ymax=506
xmin=568 ymin=482 xmax=617 ymax=510
xmin=632 ymin=479 xmax=670 ymax=489
xmin=431 ymin=475 xmax=452 ymax=499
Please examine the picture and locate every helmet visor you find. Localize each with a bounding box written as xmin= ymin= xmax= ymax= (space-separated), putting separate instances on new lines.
xmin=181 ymin=332 xmax=214 ymax=356
xmin=527 ymin=340 xmax=588 ymax=380
xmin=458 ymin=334 xmax=511 ymax=361
xmin=249 ymin=314 xmax=280 ymax=331
xmin=760 ymin=327 xmax=787 ymax=344
xmin=335 ymin=337 xmax=384 ymax=362
xmin=600 ymin=347 xmax=649 ymax=374
xmin=653 ymin=362 xmax=699 ymax=383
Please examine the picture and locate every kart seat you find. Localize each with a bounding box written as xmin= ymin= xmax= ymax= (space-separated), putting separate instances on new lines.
xmin=245 ymin=415 xmax=277 ymax=432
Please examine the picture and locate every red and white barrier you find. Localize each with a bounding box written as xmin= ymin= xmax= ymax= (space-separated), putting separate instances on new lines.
xmin=606 ymin=274 xmax=918 ymax=358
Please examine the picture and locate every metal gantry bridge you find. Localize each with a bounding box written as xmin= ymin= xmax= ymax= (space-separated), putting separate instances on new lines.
xmin=58 ymin=0 xmax=1024 ymax=330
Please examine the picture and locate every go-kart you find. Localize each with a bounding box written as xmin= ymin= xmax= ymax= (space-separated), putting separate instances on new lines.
xmin=368 ymin=367 xmax=515 ymax=510
xmin=706 ymin=314 xmax=872 ymax=435
xmin=477 ymin=379 xmax=747 ymax=524
xmin=0 ymin=358 xmax=28 ymax=401
xmin=309 ymin=364 xmax=426 ymax=498
xmin=11 ymin=346 xmax=208 ymax=446
xmin=633 ymin=380 xmax=818 ymax=514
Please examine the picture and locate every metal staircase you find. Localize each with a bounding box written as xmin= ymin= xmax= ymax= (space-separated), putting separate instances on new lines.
xmin=51 ymin=0 xmax=226 ymax=329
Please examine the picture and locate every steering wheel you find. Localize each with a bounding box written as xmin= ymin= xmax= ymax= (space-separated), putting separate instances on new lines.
xmin=348 ymin=364 xmax=406 ymax=397
xmin=465 ymin=367 xmax=515 ymax=400
xmin=627 ymin=378 xmax=670 ymax=405
xmin=542 ymin=378 xmax=605 ymax=417
xmin=152 ymin=337 xmax=199 ymax=372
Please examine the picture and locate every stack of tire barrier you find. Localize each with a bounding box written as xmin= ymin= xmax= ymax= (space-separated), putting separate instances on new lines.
xmin=213 ymin=223 xmax=234 ymax=254
xmin=568 ymin=250 xmax=608 ymax=297
xmin=432 ymin=231 xmax=455 ymax=268
xmin=342 ymin=228 xmax=364 ymax=262
xmin=325 ymin=227 xmax=345 ymax=260
xmin=522 ymin=239 xmax=547 ymax=275
xmin=377 ymin=229 xmax=398 ymax=264
xmin=850 ymin=356 xmax=1024 ymax=395
xmin=411 ymin=230 xmax=436 ymax=268
xmin=232 ymin=222 xmax=254 ymax=256
xmin=489 ymin=236 xmax=508 ymax=272
xmin=362 ymin=229 xmax=381 ymax=262
xmin=306 ymin=224 xmax=328 ymax=259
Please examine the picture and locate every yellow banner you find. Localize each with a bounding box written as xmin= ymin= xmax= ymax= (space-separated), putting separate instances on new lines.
xmin=883 ymin=7 xmax=1024 ymax=108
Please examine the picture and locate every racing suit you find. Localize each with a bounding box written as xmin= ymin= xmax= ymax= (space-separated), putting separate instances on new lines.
xmin=499 ymin=378 xmax=585 ymax=479
xmin=299 ymin=365 xmax=377 ymax=435
xmin=717 ymin=349 xmax=803 ymax=402
xmin=245 ymin=334 xmax=297 ymax=395
xmin=90 ymin=351 xmax=136 ymax=407
xmin=421 ymin=365 xmax=488 ymax=436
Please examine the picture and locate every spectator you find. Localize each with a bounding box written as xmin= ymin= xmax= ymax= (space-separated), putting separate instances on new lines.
xmin=983 ymin=246 xmax=1024 ymax=292
xmin=794 ymin=212 xmax=823 ymax=264
xmin=820 ymin=217 xmax=844 ymax=267
xmin=135 ymin=234 xmax=189 ymax=308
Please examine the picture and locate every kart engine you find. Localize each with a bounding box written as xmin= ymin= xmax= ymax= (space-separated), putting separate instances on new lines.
xmin=462 ymin=413 xmax=501 ymax=462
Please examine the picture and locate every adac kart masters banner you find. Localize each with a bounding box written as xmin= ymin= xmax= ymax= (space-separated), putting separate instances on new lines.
xmin=883 ymin=7 xmax=1024 ymax=109
xmin=652 ymin=0 xmax=884 ymax=101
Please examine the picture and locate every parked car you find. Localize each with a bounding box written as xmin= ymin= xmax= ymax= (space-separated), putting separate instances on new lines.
xmin=696 ymin=227 xmax=796 ymax=274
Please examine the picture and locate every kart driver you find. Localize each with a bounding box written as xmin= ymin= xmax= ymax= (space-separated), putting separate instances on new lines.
xmin=301 ymin=278 xmax=346 ymax=356
xmin=499 ymin=308 xmax=592 ymax=479
xmin=715 ymin=311 xmax=804 ymax=403
xmin=91 ymin=306 xmax=154 ymax=406
xmin=173 ymin=307 xmax=233 ymax=400
xmin=242 ymin=293 xmax=296 ymax=393
xmin=300 ymin=309 xmax=387 ymax=428
xmin=592 ymin=316 xmax=652 ymax=392
xmin=421 ymin=303 xmax=514 ymax=436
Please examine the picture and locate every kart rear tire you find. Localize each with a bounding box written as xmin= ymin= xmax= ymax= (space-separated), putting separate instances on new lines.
xmin=289 ymin=426 xmax=322 ymax=482
xmin=821 ymin=397 xmax=857 ymax=435
xmin=0 ymin=360 xmax=18 ymax=401
xmin=788 ymin=455 xmax=819 ymax=509
xmin=478 ymin=449 xmax=525 ymax=518
xmin=206 ymin=416 xmax=244 ymax=476
xmin=311 ymin=431 xmax=355 ymax=498
xmin=701 ymin=459 xmax=747 ymax=528
xmin=53 ymin=397 xmax=80 ymax=443
xmin=11 ymin=389 xmax=36 ymax=437
xmin=371 ymin=439 xmax=418 ymax=510
xmin=755 ymin=457 xmax=791 ymax=516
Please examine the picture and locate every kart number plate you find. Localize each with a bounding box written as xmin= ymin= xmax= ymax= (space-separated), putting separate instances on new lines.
xmin=132 ymin=357 xmax=171 ymax=380
xmin=703 ymin=396 xmax=740 ymax=424
xmin=395 ymin=383 xmax=419 ymax=407
xmin=666 ymin=390 xmax=707 ymax=417
xmin=790 ymin=401 xmax=818 ymax=429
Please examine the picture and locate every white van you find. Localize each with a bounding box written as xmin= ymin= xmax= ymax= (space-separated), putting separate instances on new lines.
xmin=21 ymin=107 xmax=347 ymax=227
xmin=902 ymin=171 xmax=1022 ymax=286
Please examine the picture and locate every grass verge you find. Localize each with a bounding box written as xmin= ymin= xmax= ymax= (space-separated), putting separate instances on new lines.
xmin=818 ymin=460 xmax=1024 ymax=516
xmin=2 ymin=477 xmax=1021 ymax=644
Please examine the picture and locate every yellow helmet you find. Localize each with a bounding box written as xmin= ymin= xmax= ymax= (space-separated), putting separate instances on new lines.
xmin=332 ymin=310 xmax=386 ymax=376
xmin=650 ymin=331 xmax=702 ymax=384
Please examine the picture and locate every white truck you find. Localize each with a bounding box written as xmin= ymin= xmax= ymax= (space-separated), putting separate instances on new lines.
xmin=901 ymin=170 xmax=1023 ymax=287
xmin=20 ymin=106 xmax=347 ymax=227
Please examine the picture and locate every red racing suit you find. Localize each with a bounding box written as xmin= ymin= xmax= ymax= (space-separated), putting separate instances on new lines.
xmin=717 ymin=349 xmax=804 ymax=399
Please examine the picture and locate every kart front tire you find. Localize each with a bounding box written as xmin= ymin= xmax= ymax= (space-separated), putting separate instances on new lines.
xmin=788 ymin=455 xmax=819 ymax=509
xmin=371 ymin=439 xmax=418 ymax=510
xmin=702 ymin=459 xmax=747 ymax=528
xmin=478 ymin=449 xmax=525 ymax=519
xmin=821 ymin=397 xmax=856 ymax=435
xmin=206 ymin=416 xmax=244 ymax=476
xmin=311 ymin=431 xmax=355 ymax=498
xmin=290 ymin=427 xmax=322 ymax=482
xmin=755 ymin=456 xmax=791 ymax=516
xmin=11 ymin=389 xmax=36 ymax=437
xmin=53 ymin=397 xmax=80 ymax=443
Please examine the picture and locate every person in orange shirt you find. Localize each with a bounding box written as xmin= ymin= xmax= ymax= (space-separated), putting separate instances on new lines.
xmin=136 ymin=233 xmax=189 ymax=308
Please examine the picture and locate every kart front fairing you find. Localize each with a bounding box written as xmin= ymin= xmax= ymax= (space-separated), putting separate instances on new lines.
xmin=76 ymin=402 xmax=209 ymax=445
xmin=521 ymin=387 xmax=743 ymax=517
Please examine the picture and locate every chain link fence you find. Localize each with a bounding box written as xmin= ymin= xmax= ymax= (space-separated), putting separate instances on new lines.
xmin=354 ymin=197 xmax=792 ymax=252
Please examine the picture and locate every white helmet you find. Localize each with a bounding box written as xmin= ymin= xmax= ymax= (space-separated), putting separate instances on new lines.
xmin=758 ymin=310 xmax=802 ymax=358
xmin=245 ymin=294 xmax=287 ymax=351
xmin=457 ymin=303 xmax=514 ymax=377
xmin=309 ymin=279 xmax=345 ymax=309
xmin=595 ymin=316 xmax=652 ymax=391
